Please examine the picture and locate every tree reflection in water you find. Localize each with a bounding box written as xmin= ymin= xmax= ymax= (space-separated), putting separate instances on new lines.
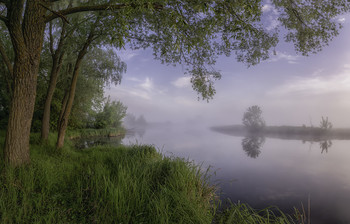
xmin=320 ymin=140 xmax=332 ymax=153
xmin=241 ymin=136 xmax=265 ymax=158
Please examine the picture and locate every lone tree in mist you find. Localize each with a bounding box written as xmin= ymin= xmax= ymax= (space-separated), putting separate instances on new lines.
xmin=242 ymin=105 xmax=265 ymax=132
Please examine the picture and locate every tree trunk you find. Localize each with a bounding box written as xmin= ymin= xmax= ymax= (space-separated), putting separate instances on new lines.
xmin=41 ymin=54 xmax=64 ymax=141
xmin=56 ymin=19 xmax=98 ymax=148
xmin=41 ymin=21 xmax=67 ymax=142
xmin=56 ymin=55 xmax=85 ymax=148
xmin=4 ymin=1 xmax=46 ymax=166
xmin=4 ymin=57 xmax=38 ymax=165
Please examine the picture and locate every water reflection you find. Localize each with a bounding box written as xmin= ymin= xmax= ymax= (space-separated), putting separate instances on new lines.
xmin=127 ymin=128 xmax=146 ymax=138
xmin=74 ymin=136 xmax=122 ymax=149
xmin=241 ymin=136 xmax=265 ymax=158
xmin=212 ymin=126 xmax=334 ymax=156
xmin=121 ymin=125 xmax=350 ymax=223
xmin=319 ymin=140 xmax=332 ymax=153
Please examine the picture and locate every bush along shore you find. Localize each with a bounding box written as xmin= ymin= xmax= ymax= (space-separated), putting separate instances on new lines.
xmin=0 ymin=132 xmax=300 ymax=223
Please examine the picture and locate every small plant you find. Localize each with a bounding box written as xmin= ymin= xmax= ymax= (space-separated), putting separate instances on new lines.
xmin=319 ymin=116 xmax=333 ymax=130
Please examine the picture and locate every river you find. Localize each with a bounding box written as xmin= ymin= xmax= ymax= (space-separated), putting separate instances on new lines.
xmin=81 ymin=124 xmax=350 ymax=223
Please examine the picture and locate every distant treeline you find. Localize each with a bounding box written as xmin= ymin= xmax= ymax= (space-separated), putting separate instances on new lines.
xmin=211 ymin=125 xmax=350 ymax=141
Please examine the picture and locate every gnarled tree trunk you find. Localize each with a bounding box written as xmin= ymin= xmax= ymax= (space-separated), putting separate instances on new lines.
xmin=4 ymin=1 xmax=46 ymax=166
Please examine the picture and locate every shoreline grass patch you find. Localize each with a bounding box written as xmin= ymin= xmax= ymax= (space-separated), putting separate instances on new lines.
xmin=0 ymin=138 xmax=216 ymax=223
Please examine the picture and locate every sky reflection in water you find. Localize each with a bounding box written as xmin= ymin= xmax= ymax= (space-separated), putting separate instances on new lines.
xmin=123 ymin=125 xmax=350 ymax=223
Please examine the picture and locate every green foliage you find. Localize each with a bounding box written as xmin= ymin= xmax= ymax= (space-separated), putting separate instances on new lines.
xmin=242 ymin=105 xmax=266 ymax=131
xmin=214 ymin=201 xmax=296 ymax=224
xmin=128 ymin=0 xmax=278 ymax=100
xmin=94 ymin=98 xmax=127 ymax=129
xmin=0 ymin=132 xmax=298 ymax=223
xmin=0 ymin=139 xmax=215 ymax=223
xmin=66 ymin=48 xmax=126 ymax=130
xmin=272 ymin=0 xmax=350 ymax=55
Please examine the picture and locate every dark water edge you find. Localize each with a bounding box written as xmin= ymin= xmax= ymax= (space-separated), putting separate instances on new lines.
xmin=211 ymin=125 xmax=350 ymax=141
xmin=73 ymin=136 xmax=123 ymax=149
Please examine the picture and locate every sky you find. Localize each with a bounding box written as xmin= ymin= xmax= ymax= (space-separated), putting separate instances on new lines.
xmin=106 ymin=6 xmax=350 ymax=128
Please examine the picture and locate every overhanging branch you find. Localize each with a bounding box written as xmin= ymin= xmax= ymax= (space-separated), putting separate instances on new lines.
xmin=45 ymin=3 xmax=127 ymax=22
xmin=45 ymin=3 xmax=163 ymax=23
xmin=39 ymin=2 xmax=69 ymax=24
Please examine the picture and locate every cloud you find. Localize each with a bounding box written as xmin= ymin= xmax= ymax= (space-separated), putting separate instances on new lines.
xmin=139 ymin=77 xmax=154 ymax=92
xmin=113 ymin=86 xmax=152 ymax=100
xmin=117 ymin=49 xmax=139 ymax=61
xmin=267 ymin=51 xmax=300 ymax=64
xmin=126 ymin=77 xmax=142 ymax=82
xmin=262 ymin=2 xmax=277 ymax=14
xmin=172 ymin=77 xmax=191 ymax=88
xmin=267 ymin=68 xmax=350 ymax=96
xmin=262 ymin=4 xmax=273 ymax=13
xmin=107 ymin=77 xmax=162 ymax=101
xmin=338 ymin=17 xmax=346 ymax=23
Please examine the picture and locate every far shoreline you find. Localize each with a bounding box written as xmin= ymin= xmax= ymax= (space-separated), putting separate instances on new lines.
xmin=210 ymin=124 xmax=350 ymax=141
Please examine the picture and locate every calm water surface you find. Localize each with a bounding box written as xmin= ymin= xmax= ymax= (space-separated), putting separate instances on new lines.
xmin=93 ymin=124 xmax=350 ymax=223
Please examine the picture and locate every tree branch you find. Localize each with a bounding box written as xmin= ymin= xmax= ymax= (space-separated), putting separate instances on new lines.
xmin=39 ymin=2 xmax=69 ymax=24
xmin=45 ymin=4 xmax=126 ymax=22
xmin=45 ymin=3 xmax=163 ymax=23
xmin=0 ymin=14 xmax=7 ymax=24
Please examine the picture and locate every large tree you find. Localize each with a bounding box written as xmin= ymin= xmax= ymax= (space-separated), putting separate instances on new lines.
xmin=242 ymin=105 xmax=266 ymax=132
xmin=0 ymin=0 xmax=349 ymax=166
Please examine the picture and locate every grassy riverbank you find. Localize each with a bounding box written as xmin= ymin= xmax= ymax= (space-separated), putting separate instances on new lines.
xmin=0 ymin=132 xmax=298 ymax=223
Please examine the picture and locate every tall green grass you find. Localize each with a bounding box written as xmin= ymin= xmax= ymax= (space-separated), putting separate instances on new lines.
xmin=0 ymin=132 xmax=299 ymax=223
xmin=0 ymin=134 xmax=215 ymax=223
xmin=214 ymin=201 xmax=298 ymax=224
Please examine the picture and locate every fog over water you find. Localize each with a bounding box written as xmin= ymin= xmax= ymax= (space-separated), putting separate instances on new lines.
xmin=121 ymin=124 xmax=350 ymax=223
xmin=103 ymin=7 xmax=350 ymax=224
xmin=106 ymin=15 xmax=350 ymax=128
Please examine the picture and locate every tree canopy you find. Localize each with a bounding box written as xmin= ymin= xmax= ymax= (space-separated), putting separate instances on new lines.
xmin=242 ymin=105 xmax=266 ymax=131
xmin=0 ymin=0 xmax=349 ymax=166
